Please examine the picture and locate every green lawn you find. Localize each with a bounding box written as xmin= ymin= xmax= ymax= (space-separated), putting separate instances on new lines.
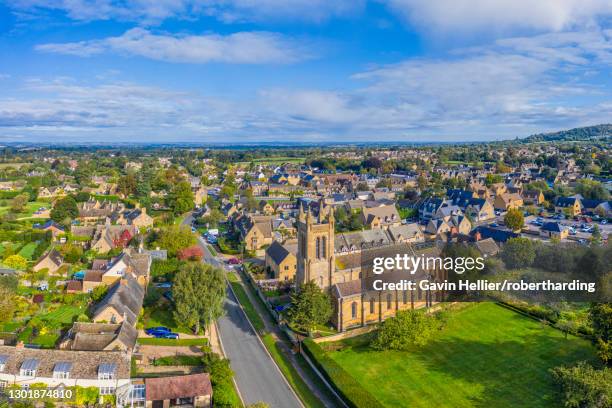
xmin=321 ymin=303 xmax=596 ymax=408
xmin=143 ymin=302 xmax=193 ymax=334
xmin=18 ymin=242 xmax=38 ymax=260
xmin=138 ymin=337 xmax=208 ymax=346
xmin=40 ymin=305 xmax=84 ymax=325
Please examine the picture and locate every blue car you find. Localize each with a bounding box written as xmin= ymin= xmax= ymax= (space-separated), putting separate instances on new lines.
xmin=145 ymin=327 xmax=171 ymax=335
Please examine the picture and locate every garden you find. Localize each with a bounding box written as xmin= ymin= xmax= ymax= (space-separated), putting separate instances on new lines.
xmin=306 ymin=302 xmax=597 ymax=408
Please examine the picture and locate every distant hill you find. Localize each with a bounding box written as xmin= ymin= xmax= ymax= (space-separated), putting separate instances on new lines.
xmin=521 ymin=124 xmax=611 ymax=143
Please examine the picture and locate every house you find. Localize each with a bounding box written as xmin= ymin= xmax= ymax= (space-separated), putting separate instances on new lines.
xmin=145 ymin=373 xmax=212 ymax=408
xmin=115 ymin=207 xmax=154 ymax=228
xmin=522 ymin=189 xmax=545 ymax=205
xmin=32 ymin=249 xmax=64 ymax=275
xmin=34 ymin=220 xmax=65 ymax=239
xmin=91 ymin=222 xmax=137 ymax=254
xmin=78 ymin=199 xmax=124 ymax=224
xmin=59 ymin=321 xmax=138 ymax=352
xmin=493 ymin=193 xmax=524 ymax=211
xmin=540 ymin=222 xmax=568 ymax=240
xmin=0 ymin=344 xmax=131 ymax=393
xmin=265 ymin=241 xmax=297 ymax=281
xmin=417 ymin=197 xmax=444 ymax=221
xmin=259 ymin=200 xmax=275 ymax=215
xmin=425 ymin=215 xmax=471 ymax=237
xmin=581 ymin=199 xmax=611 ymax=218
xmin=555 ymin=196 xmax=582 ymax=216
xmin=194 ymin=187 xmax=208 ymax=207
xmin=465 ymin=199 xmax=495 ymax=221
xmin=91 ymin=275 xmax=144 ymax=326
xmin=360 ymin=205 xmax=401 ymax=229
xmin=386 ymin=223 xmax=425 ymax=243
xmin=235 ymin=214 xmax=275 ymax=251
xmin=472 ymin=238 xmax=500 ymax=257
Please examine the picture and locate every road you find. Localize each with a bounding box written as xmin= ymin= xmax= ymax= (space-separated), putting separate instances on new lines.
xmin=184 ymin=213 xmax=303 ymax=408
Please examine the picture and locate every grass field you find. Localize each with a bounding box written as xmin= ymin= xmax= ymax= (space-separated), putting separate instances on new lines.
xmin=41 ymin=305 xmax=84 ymax=324
xmin=228 ymin=274 xmax=265 ymax=333
xmin=322 ymin=303 xmax=596 ymax=408
xmin=18 ymin=242 xmax=38 ymax=260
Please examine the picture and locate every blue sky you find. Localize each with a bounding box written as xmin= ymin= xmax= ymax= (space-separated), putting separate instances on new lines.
xmin=0 ymin=1 xmax=611 ymax=143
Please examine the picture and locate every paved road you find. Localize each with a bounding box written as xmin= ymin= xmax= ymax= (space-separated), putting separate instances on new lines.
xmin=185 ymin=213 xmax=302 ymax=408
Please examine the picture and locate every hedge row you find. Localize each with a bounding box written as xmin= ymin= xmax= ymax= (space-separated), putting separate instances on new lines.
xmin=302 ymin=338 xmax=384 ymax=408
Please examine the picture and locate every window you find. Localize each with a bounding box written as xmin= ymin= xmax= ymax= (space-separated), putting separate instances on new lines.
xmin=322 ymin=236 xmax=327 ymax=258
xmin=20 ymin=359 xmax=39 ymax=377
xmin=98 ymin=363 xmax=117 ymax=380
xmin=53 ymin=362 xmax=72 ymax=379
xmin=284 ymin=265 xmax=289 ymax=270
xmin=370 ymin=298 xmax=375 ymax=314
xmin=0 ymin=355 xmax=8 ymax=372
xmin=0 ymin=381 xmax=7 ymax=389
xmin=99 ymin=386 xmax=115 ymax=395
xmin=315 ymin=237 xmax=321 ymax=259
xmin=386 ymin=294 xmax=392 ymax=310
xmin=351 ymin=302 xmax=357 ymax=319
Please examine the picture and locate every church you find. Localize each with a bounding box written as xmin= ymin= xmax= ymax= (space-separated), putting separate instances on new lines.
xmin=295 ymin=200 xmax=447 ymax=331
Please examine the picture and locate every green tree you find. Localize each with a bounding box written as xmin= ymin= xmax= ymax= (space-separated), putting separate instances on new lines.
xmin=550 ymin=362 xmax=611 ymax=408
xmin=152 ymin=225 xmax=196 ymax=257
xmin=173 ymin=262 xmax=225 ymax=334
xmin=501 ymin=238 xmax=535 ymax=269
xmin=3 ymin=254 xmax=27 ymax=270
xmin=168 ymin=181 xmax=194 ymax=215
xmin=10 ymin=193 xmax=29 ymax=212
xmin=287 ymin=281 xmax=332 ymax=333
xmin=504 ymin=208 xmax=524 ymax=231
xmin=50 ymin=196 xmax=78 ymax=223
xmin=589 ymin=303 xmax=612 ymax=364
xmin=118 ymin=174 xmax=137 ymax=197
xmin=91 ymin=285 xmax=109 ymax=302
xmin=591 ymin=225 xmax=602 ymax=246
xmin=371 ymin=309 xmax=443 ymax=350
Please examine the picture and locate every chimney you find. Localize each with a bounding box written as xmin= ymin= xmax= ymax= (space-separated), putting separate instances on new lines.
xmin=16 ymin=341 xmax=24 ymax=349
xmin=474 ymin=231 xmax=482 ymax=242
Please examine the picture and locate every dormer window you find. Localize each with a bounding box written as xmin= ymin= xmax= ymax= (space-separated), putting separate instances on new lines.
xmin=53 ymin=362 xmax=72 ymax=379
xmin=20 ymin=359 xmax=39 ymax=377
xmin=98 ymin=363 xmax=117 ymax=380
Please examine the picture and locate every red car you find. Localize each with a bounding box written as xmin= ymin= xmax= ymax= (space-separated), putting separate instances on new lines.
xmin=227 ymin=258 xmax=242 ymax=265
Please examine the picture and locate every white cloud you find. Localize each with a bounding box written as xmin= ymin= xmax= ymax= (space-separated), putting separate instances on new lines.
xmin=4 ymin=30 xmax=612 ymax=142
xmin=11 ymin=0 xmax=362 ymax=24
xmin=383 ymin=0 xmax=612 ymax=37
xmin=36 ymin=28 xmax=309 ymax=64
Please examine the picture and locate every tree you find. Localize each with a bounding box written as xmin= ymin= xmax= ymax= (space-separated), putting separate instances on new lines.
xmin=177 ymin=245 xmax=204 ymax=261
xmin=371 ymin=309 xmax=444 ymax=350
xmin=501 ymin=238 xmax=535 ymax=269
xmin=91 ymin=285 xmax=109 ymax=302
xmin=168 ymin=181 xmax=194 ymax=215
xmin=3 ymin=254 xmax=27 ymax=270
xmin=152 ymin=225 xmax=196 ymax=257
xmin=199 ymin=209 xmax=223 ymax=228
xmin=10 ymin=193 xmax=29 ymax=212
xmin=591 ymin=225 xmax=602 ymax=246
xmin=550 ymin=362 xmax=611 ymax=408
xmin=287 ymin=281 xmax=332 ymax=333
xmin=504 ymin=208 xmax=524 ymax=231
xmin=117 ymin=174 xmax=137 ymax=197
xmin=50 ymin=196 xmax=78 ymax=223
xmin=173 ymin=262 xmax=225 ymax=334
xmin=589 ymin=303 xmax=612 ymax=364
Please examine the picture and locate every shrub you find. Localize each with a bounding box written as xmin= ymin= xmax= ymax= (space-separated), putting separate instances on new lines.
xmin=371 ymin=309 xmax=442 ymax=350
xmin=551 ymin=362 xmax=611 ymax=408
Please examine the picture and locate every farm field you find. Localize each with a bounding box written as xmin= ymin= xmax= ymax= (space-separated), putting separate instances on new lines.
xmin=320 ymin=303 xmax=596 ymax=408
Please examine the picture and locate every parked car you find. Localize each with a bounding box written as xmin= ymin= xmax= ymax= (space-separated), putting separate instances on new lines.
xmin=154 ymin=282 xmax=172 ymax=289
xmin=227 ymin=258 xmax=242 ymax=265
xmin=601 ymin=219 xmax=608 ymax=225
xmin=157 ymin=332 xmax=179 ymax=339
xmin=145 ymin=327 xmax=171 ymax=335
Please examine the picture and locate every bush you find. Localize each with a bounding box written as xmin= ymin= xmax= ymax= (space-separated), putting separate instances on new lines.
xmin=371 ymin=309 xmax=443 ymax=350
xmin=302 ymin=338 xmax=384 ymax=408
xmin=551 ymin=362 xmax=611 ymax=408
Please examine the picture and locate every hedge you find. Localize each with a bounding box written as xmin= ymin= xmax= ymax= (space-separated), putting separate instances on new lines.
xmin=302 ymin=338 xmax=384 ymax=408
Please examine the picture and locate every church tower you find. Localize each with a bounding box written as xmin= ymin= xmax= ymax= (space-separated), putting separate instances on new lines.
xmin=296 ymin=199 xmax=335 ymax=290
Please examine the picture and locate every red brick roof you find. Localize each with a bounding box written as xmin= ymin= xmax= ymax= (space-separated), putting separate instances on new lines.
xmin=145 ymin=373 xmax=212 ymax=401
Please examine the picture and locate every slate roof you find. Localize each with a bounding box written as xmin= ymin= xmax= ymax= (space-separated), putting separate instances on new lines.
xmin=92 ymin=275 xmax=144 ymax=326
xmin=266 ymin=241 xmax=294 ymax=265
